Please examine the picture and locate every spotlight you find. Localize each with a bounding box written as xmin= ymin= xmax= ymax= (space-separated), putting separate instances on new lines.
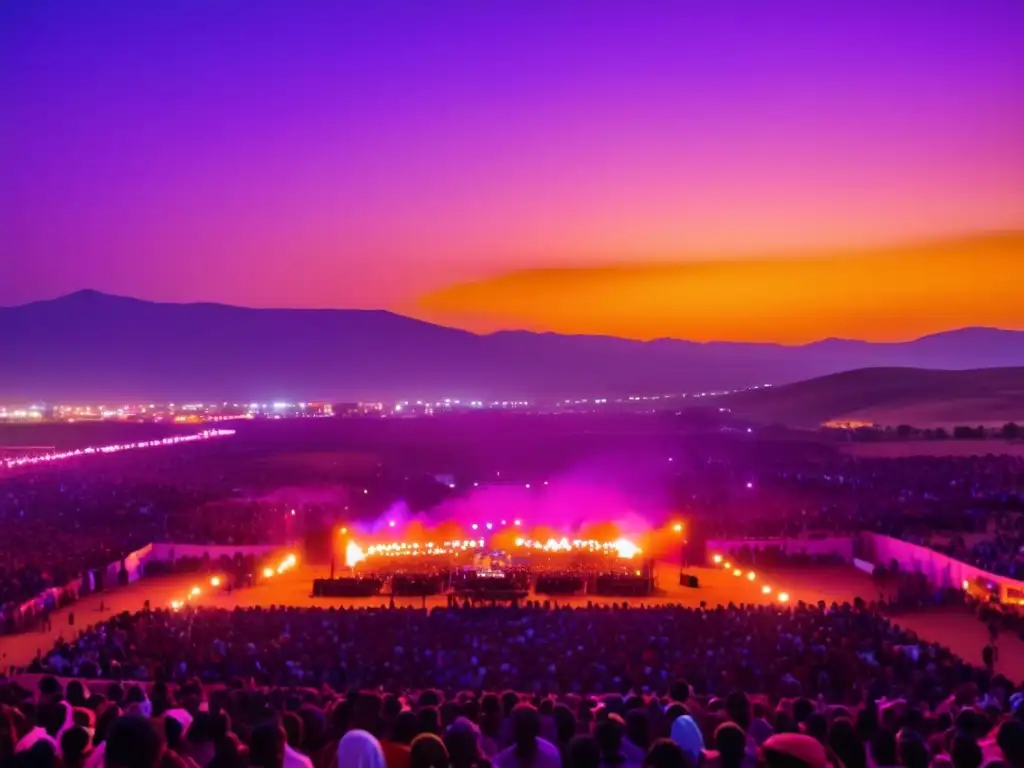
xmin=747 ymin=571 xmax=755 ymax=581
xmin=762 ymin=585 xmax=772 ymax=594
xmin=732 ymin=569 xmax=742 ymax=577
xmin=712 ymin=554 xmax=722 ymax=564
xmin=263 ymin=567 xmax=274 ymax=578
xmin=210 ymin=576 xmax=222 ymax=587
xmin=190 ymin=586 xmax=201 ymax=597
xmin=778 ymin=592 xmax=790 ymax=603
xmin=672 ymin=523 xmax=683 ymax=533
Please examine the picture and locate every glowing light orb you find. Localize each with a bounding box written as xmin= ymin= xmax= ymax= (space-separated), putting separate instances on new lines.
xmin=210 ymin=576 xmax=222 ymax=587
xmin=747 ymin=571 xmax=755 ymax=581
xmin=778 ymin=592 xmax=790 ymax=603
xmin=612 ymin=538 xmax=641 ymax=559
xmin=762 ymin=585 xmax=772 ymax=594
xmin=346 ymin=541 xmax=366 ymax=567
xmin=712 ymin=554 xmax=722 ymax=564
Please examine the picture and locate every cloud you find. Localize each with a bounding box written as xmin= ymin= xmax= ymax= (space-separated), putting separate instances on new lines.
xmin=409 ymin=232 xmax=1024 ymax=344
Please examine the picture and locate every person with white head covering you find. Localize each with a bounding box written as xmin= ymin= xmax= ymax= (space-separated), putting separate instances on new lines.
xmin=337 ymin=729 xmax=386 ymax=768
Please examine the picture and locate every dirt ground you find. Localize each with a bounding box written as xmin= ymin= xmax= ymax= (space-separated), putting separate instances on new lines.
xmin=4 ymin=561 xmax=1021 ymax=683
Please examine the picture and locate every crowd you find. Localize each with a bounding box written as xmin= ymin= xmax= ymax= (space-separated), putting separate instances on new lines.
xmin=4 ymin=602 xmax=1023 ymax=768
xmin=3 ymin=422 xmax=1024 ymax=636
xmin=25 ymin=602 xmax=1012 ymax=700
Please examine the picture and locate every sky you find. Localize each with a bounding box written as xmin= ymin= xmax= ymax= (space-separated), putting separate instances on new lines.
xmin=2 ymin=1 xmax=1023 ymax=343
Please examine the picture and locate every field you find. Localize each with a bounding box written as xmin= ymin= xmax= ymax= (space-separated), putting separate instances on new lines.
xmin=841 ymin=440 xmax=1024 ymax=458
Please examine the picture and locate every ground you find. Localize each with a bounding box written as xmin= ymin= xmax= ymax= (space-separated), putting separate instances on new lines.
xmin=3 ymin=560 xmax=1022 ymax=683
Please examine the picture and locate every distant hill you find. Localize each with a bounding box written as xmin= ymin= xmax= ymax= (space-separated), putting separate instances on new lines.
xmin=722 ymin=367 xmax=1024 ymax=428
xmin=2 ymin=291 xmax=1024 ymax=401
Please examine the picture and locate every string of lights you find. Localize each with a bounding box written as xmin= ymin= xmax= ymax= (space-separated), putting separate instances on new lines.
xmin=711 ymin=553 xmax=790 ymax=603
xmin=2 ymin=429 xmax=235 ymax=470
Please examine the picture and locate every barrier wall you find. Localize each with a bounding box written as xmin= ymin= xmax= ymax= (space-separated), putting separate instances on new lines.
xmin=860 ymin=532 xmax=1024 ymax=602
xmin=5 ymin=541 xmax=155 ymax=632
xmin=3 ymin=542 xmax=282 ymax=634
xmin=707 ymin=536 xmax=855 ymax=561
xmin=147 ymin=543 xmax=279 ymax=561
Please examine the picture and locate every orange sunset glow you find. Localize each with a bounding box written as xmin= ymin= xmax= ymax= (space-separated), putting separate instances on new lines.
xmin=413 ymin=233 xmax=1024 ymax=343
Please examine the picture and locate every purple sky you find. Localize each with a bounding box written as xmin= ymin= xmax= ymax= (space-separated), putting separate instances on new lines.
xmin=2 ymin=1 xmax=1022 ymax=318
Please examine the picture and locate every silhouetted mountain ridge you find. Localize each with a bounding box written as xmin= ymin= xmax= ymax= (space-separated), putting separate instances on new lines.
xmin=722 ymin=367 xmax=1024 ymax=428
xmin=2 ymin=291 xmax=1024 ymax=401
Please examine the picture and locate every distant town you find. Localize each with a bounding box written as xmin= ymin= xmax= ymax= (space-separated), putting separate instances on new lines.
xmin=0 ymin=386 xmax=773 ymax=423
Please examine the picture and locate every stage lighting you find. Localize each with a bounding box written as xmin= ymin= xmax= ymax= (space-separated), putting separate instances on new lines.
xmin=263 ymin=567 xmax=274 ymax=578
xmin=389 ymin=520 xmax=396 ymax=528
xmin=732 ymin=568 xmax=741 ymax=576
xmin=514 ymin=519 xmax=522 ymax=526
xmin=340 ymin=527 xmax=348 ymax=535
xmin=190 ymin=586 xmax=201 ymax=597
xmin=961 ymin=579 xmax=969 ymax=590
xmin=471 ymin=523 xmax=479 ymax=530
xmin=712 ymin=554 xmax=722 ymax=564
xmin=778 ymin=592 xmax=790 ymax=603
xmin=673 ymin=523 xmax=683 ymax=533
xmin=747 ymin=571 xmax=755 ymax=581
xmin=723 ymin=561 xmax=731 ymax=569
xmin=210 ymin=576 xmax=221 ymax=587
xmin=762 ymin=585 xmax=772 ymax=594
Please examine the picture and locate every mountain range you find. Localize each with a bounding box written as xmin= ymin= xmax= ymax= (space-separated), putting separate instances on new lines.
xmin=2 ymin=290 xmax=1024 ymax=402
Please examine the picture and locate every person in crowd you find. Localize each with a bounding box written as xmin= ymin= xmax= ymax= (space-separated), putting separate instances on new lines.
xmin=494 ymin=704 xmax=562 ymax=768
